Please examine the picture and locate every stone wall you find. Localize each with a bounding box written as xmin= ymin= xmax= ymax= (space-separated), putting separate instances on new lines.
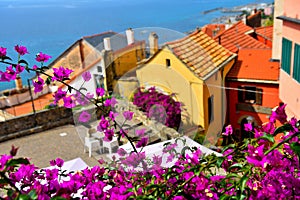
xmin=0 ymin=107 xmax=74 ymax=142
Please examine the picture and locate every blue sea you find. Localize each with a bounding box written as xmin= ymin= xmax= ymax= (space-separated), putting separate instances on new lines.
xmin=0 ymin=0 xmax=273 ymax=91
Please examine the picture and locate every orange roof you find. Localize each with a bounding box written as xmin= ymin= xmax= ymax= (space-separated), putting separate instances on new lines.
xmin=255 ymin=26 xmax=273 ymax=40
xmin=201 ymin=24 xmax=226 ymax=37
xmin=166 ymin=29 xmax=235 ymax=79
xmin=227 ymin=48 xmax=279 ymax=81
xmin=214 ymin=21 xmax=269 ymax=53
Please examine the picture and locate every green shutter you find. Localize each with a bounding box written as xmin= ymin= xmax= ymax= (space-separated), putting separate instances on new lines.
xmin=281 ymin=38 xmax=292 ymax=74
xmin=293 ymin=43 xmax=300 ymax=83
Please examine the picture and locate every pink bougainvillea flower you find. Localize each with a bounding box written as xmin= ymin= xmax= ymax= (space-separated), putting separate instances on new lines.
xmin=244 ymin=123 xmax=253 ymax=132
xmin=117 ymin=148 xmax=127 ymax=156
xmin=136 ymin=128 xmax=146 ymax=137
xmin=50 ymin=158 xmax=64 ymax=167
xmin=96 ymin=87 xmax=105 ymax=96
xmin=15 ymin=64 xmax=25 ymax=74
xmin=14 ymin=45 xmax=29 ymax=55
xmin=222 ymin=125 xmax=233 ymax=136
xmin=52 ymin=66 xmax=73 ymax=81
xmin=82 ymin=71 xmax=91 ymax=82
xmin=271 ymin=103 xmax=288 ymax=124
xmin=97 ymin=116 xmax=110 ymax=131
xmin=109 ymin=111 xmax=118 ymax=121
xmin=136 ymin=137 xmax=148 ymax=148
xmin=103 ymin=128 xmax=115 ymax=142
xmin=35 ymin=52 xmax=52 ymax=63
xmin=78 ymin=111 xmax=91 ymax=123
xmin=63 ymin=95 xmax=76 ymax=108
xmin=32 ymin=65 xmax=38 ymax=70
xmin=0 ymin=47 xmax=7 ymax=57
xmin=53 ymin=88 xmax=67 ymax=103
xmin=123 ymin=111 xmax=134 ymax=121
xmin=32 ymin=76 xmax=44 ymax=93
xmin=104 ymin=97 xmax=117 ymax=107
xmin=0 ymin=66 xmax=16 ymax=82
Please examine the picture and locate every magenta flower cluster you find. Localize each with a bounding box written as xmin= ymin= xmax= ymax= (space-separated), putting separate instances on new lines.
xmin=133 ymin=87 xmax=181 ymax=129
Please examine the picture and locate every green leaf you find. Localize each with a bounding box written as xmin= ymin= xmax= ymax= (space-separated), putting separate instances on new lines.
xmin=226 ymin=173 xmax=240 ymax=179
xmin=239 ymin=176 xmax=249 ymax=194
xmin=67 ymin=86 xmax=72 ymax=93
xmin=181 ymin=146 xmax=191 ymax=156
xmin=79 ymin=87 xmax=87 ymax=92
xmin=2 ymin=56 xmax=12 ymax=61
xmin=18 ymin=59 xmax=28 ymax=66
xmin=6 ymin=158 xmax=29 ymax=167
xmin=259 ymin=133 xmax=274 ymax=143
xmin=41 ymin=66 xmax=49 ymax=71
xmin=216 ymin=157 xmax=225 ymax=168
xmin=228 ymin=163 xmax=243 ymax=171
xmin=28 ymin=190 xmax=38 ymax=200
xmin=290 ymin=142 xmax=300 ymax=157
xmin=17 ymin=194 xmax=30 ymax=200
xmin=50 ymin=197 xmax=67 ymax=200
xmin=222 ymin=143 xmax=236 ymax=153
xmin=220 ymin=194 xmax=230 ymax=200
xmin=45 ymin=77 xmax=52 ymax=85
xmin=274 ymin=124 xmax=294 ymax=135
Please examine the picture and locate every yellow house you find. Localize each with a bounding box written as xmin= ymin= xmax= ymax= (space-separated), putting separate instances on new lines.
xmin=136 ymin=29 xmax=236 ymax=139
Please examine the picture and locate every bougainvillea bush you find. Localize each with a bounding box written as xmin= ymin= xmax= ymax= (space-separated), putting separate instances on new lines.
xmin=1 ymin=46 xmax=300 ymax=199
xmin=132 ymin=87 xmax=181 ymax=129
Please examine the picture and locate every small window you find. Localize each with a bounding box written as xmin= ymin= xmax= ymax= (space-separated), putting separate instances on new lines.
xmin=238 ymin=86 xmax=262 ymax=105
xmin=166 ymin=59 xmax=171 ymax=67
xmin=97 ymin=66 xmax=102 ymax=73
xmin=208 ymin=95 xmax=214 ymax=124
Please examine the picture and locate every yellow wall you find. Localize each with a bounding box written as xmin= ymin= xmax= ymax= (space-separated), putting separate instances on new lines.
xmin=113 ymin=42 xmax=145 ymax=78
xmin=136 ymin=47 xmax=205 ymax=132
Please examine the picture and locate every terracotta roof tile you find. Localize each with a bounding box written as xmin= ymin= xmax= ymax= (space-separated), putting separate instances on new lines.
xmin=255 ymin=26 xmax=273 ymax=40
xmin=213 ymin=21 xmax=269 ymax=53
xmin=227 ymin=49 xmax=279 ymax=81
xmin=166 ymin=29 xmax=235 ymax=79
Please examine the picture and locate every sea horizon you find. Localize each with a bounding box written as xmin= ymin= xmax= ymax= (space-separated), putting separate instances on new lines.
xmin=0 ymin=0 xmax=273 ymax=91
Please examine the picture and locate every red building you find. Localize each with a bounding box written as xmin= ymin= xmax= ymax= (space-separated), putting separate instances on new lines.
xmin=213 ymin=21 xmax=280 ymax=139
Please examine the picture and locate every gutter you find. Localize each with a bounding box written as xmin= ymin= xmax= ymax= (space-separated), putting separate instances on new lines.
xmin=226 ymin=78 xmax=279 ymax=84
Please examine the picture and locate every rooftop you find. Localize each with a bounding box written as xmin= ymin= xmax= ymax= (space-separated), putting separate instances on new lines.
xmin=227 ymin=48 xmax=279 ymax=81
xmin=166 ymin=29 xmax=235 ymax=79
xmin=214 ymin=21 xmax=269 ymax=53
xmin=255 ymin=25 xmax=273 ymax=40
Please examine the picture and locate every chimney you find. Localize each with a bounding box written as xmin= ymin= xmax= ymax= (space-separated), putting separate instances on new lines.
xmin=15 ymin=76 xmax=22 ymax=91
xmin=126 ymin=28 xmax=134 ymax=45
xmin=103 ymin=37 xmax=111 ymax=51
xmin=148 ymin=32 xmax=159 ymax=56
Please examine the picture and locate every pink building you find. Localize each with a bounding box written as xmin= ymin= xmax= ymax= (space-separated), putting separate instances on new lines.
xmin=276 ymin=0 xmax=300 ymax=119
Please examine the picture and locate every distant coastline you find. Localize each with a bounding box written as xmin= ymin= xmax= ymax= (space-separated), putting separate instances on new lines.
xmin=208 ymin=2 xmax=273 ymax=24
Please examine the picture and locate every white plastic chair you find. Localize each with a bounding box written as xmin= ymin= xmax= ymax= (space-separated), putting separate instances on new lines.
xmin=84 ymin=137 xmax=101 ymax=157
xmin=103 ymin=136 xmax=119 ymax=154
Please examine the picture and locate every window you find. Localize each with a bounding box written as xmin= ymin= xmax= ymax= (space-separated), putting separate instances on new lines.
xmin=293 ymin=43 xmax=300 ymax=83
xmin=97 ymin=66 xmax=102 ymax=73
xmin=166 ymin=59 xmax=171 ymax=67
xmin=238 ymin=86 xmax=262 ymax=105
xmin=281 ymin=38 xmax=292 ymax=74
xmin=208 ymin=95 xmax=214 ymax=124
